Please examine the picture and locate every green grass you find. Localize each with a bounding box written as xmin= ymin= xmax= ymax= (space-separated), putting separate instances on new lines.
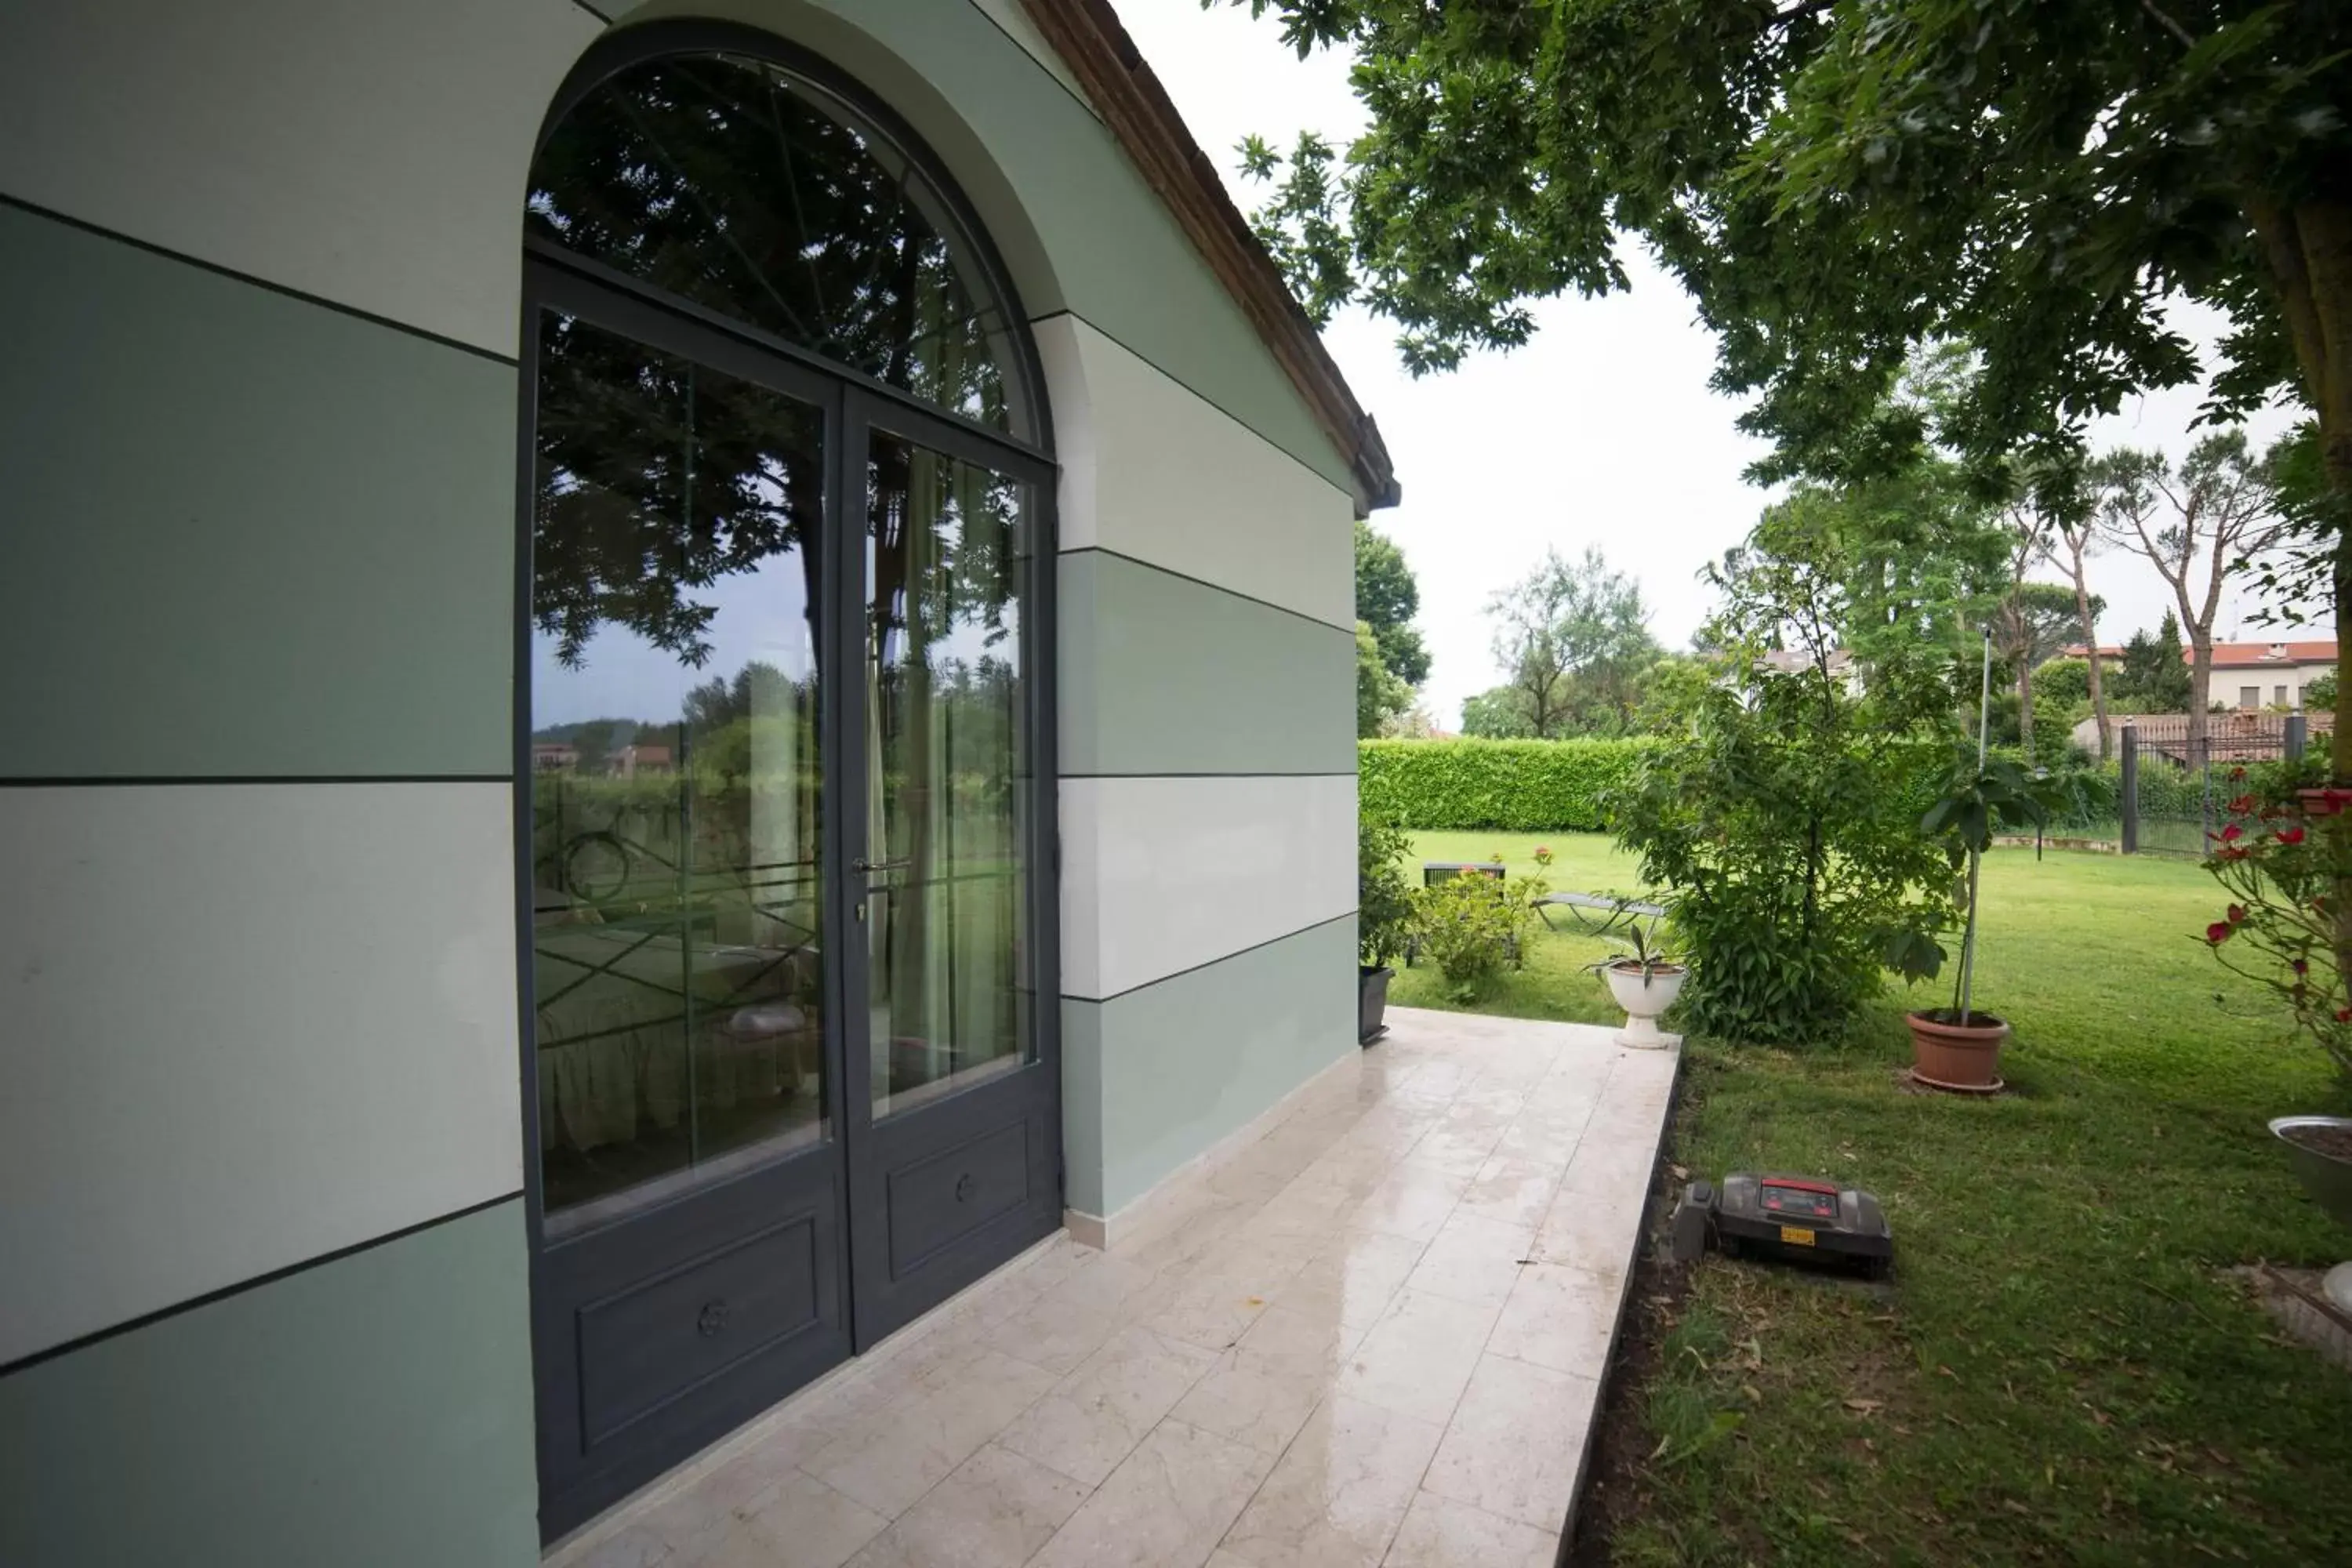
xmin=1392 ymin=833 xmax=2352 ymax=1566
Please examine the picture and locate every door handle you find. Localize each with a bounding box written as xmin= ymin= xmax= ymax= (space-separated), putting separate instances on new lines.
xmin=850 ymin=856 xmax=910 ymax=875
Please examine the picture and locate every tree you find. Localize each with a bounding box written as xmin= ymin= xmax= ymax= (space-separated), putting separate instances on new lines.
xmin=1356 ymin=619 xmax=1411 ymax=738
xmin=2095 ymin=432 xmax=2291 ymax=749
xmin=1459 ymin=685 xmax=1535 ymax=740
xmin=1355 ymin=521 xmax=1430 ymax=687
xmin=1993 ymin=583 xmax=2090 ymax=763
xmin=2111 ymin=612 xmax=2198 ymax=714
xmin=1483 ymin=546 xmax=1660 ymax=739
xmin=2037 ymin=501 xmax=2116 ymax=759
xmin=1617 ymin=497 xmax=1965 ymax=1044
xmin=2308 ymin=670 xmax=2339 ymax=712
xmin=1232 ymin=0 xmax=2352 ymax=774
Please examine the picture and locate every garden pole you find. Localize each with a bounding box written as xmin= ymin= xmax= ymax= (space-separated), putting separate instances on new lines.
xmin=1961 ymin=630 xmax=1991 ymax=1021
xmin=2121 ymin=723 xmax=2139 ymax=855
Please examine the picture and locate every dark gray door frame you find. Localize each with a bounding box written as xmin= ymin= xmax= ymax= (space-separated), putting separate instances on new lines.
xmin=515 ymin=238 xmax=1059 ymax=1541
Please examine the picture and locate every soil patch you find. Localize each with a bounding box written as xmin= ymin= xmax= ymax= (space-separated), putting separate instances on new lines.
xmin=2280 ymin=1121 xmax=2352 ymax=1161
xmin=1566 ymin=1230 xmax=1691 ymax=1566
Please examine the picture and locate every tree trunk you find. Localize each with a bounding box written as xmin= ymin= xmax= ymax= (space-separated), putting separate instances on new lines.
xmin=2016 ymin=657 xmax=2034 ymax=764
xmin=2083 ymin=643 xmax=2110 ymax=760
xmin=2187 ymin=638 xmax=2212 ymax=755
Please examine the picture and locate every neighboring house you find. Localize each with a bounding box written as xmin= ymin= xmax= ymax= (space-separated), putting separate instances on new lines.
xmin=2205 ymin=640 xmax=2338 ymax=711
xmin=1761 ymin=645 xmax=1864 ymax=696
xmin=0 ymin=2 xmax=1397 ymax=1562
xmin=2063 ymin=639 xmax=2338 ymax=711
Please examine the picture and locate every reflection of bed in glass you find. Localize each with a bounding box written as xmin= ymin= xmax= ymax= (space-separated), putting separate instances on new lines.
xmin=533 ymin=850 xmax=825 ymax=1229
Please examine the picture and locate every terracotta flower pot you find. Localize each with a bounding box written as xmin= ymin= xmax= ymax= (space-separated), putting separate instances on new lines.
xmin=1906 ymin=1009 xmax=2009 ymax=1093
xmin=2296 ymin=786 xmax=2352 ymax=818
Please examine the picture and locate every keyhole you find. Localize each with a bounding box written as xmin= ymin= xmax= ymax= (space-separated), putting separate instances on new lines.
xmin=697 ymin=1298 xmax=730 ymax=1338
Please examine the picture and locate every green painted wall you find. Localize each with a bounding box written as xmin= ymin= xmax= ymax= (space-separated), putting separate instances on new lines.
xmin=604 ymin=0 xmax=1359 ymax=495
xmin=0 ymin=1201 xmax=538 ymax=1568
xmin=1058 ymin=550 xmax=1356 ymax=777
xmin=1062 ymin=915 xmax=1358 ymax=1217
xmin=0 ymin=203 xmax=514 ymax=781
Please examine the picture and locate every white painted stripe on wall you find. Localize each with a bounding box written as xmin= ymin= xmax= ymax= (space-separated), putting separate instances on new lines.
xmin=0 ymin=784 xmax=521 ymax=1365
xmin=0 ymin=0 xmax=597 ymax=357
xmin=1036 ymin=314 xmax=1358 ymax=630
xmin=1058 ymin=773 xmax=1357 ymax=1000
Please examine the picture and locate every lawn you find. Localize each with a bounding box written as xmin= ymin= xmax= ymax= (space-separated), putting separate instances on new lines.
xmin=1392 ymin=833 xmax=2352 ymax=1566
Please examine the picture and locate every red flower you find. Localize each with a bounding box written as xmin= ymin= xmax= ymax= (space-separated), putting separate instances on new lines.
xmin=2228 ymin=793 xmax=2257 ymax=815
xmin=2218 ymin=846 xmax=2249 ymax=862
xmin=2230 ymin=767 xmax=2248 ymax=780
xmin=2220 ymin=823 xmax=2245 ymax=843
xmin=2228 ymin=904 xmax=2249 ymax=924
xmin=2336 ymin=1007 xmax=2351 ymax=1024
xmin=2206 ymin=921 xmax=2234 ymax=945
xmin=2294 ymin=959 xmax=2310 ymax=975
xmin=2278 ymin=826 xmax=2307 ymax=845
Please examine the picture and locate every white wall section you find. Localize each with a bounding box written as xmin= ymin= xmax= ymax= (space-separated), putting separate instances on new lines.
xmin=1036 ymin=314 xmax=1357 ymax=630
xmin=0 ymin=0 xmax=598 ymax=356
xmin=1058 ymin=773 xmax=1357 ymax=999
xmin=0 ymin=783 xmax=521 ymax=1365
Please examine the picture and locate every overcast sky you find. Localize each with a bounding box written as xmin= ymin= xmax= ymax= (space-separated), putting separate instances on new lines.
xmin=1109 ymin=0 xmax=2306 ymax=728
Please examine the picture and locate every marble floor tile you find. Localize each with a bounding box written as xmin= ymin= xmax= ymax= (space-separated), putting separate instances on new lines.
xmin=1486 ymin=1261 xmax=1621 ymax=1377
xmin=1419 ymin=1355 xmax=1599 ymax=1530
xmin=804 ymin=1348 xmax=1058 ymax=1518
xmin=1453 ymin=1155 xmax=1563 ymax=1229
xmin=1216 ymin=1395 xmax=1444 ymax=1568
xmin=1027 ymin=1419 xmax=1276 ymax=1568
xmin=984 ymin=1254 xmax=1165 ymax=1377
xmin=1530 ymin=1181 xmax=1642 ymax=1280
xmin=1379 ymin=1492 xmax=1559 ymax=1568
xmin=842 ymin=1444 xmax=1088 ymax=1568
xmin=1399 ymin=1121 xmax=1507 ymax=1180
xmin=692 ymin=1471 xmax=887 ymax=1568
xmin=1147 ymin=1236 xmax=1313 ymax=1352
xmin=996 ymin=1327 xmax=1221 ymax=1487
xmin=1333 ymin=1290 xmax=1498 ymax=1425
xmin=567 ymin=1523 xmax=672 ymax=1568
xmin=1272 ymin=1229 xmax=1428 ymax=1337
xmin=1348 ymin=1167 xmax=1470 ymax=1246
xmin=1402 ymin=1214 xmax=1536 ymax=1311
xmin=1169 ymin=1305 xmax=1363 ymax=1455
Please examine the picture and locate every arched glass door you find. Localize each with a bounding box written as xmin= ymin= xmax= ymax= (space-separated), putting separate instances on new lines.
xmin=519 ymin=31 xmax=1058 ymax=1537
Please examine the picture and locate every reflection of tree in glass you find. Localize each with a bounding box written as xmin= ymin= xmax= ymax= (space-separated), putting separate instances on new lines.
xmin=532 ymin=314 xmax=823 ymax=670
xmin=529 ymin=52 xmax=1008 ymax=426
xmin=528 ymin=51 xmax=1018 ymax=671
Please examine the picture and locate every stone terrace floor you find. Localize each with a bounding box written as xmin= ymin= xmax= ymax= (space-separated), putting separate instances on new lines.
xmin=553 ymin=1007 xmax=1680 ymax=1568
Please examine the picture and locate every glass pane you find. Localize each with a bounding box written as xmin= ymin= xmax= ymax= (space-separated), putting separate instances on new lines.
xmin=530 ymin=308 xmax=828 ymax=1231
xmin=529 ymin=51 xmax=1022 ymax=434
xmin=865 ymin=431 xmax=1031 ymax=1117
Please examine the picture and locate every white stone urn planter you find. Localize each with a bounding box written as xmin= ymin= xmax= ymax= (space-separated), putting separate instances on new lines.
xmin=1604 ymin=960 xmax=1685 ymax=1049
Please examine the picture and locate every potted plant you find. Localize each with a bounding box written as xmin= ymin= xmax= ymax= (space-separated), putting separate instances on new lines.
xmin=1907 ymin=750 xmax=2054 ymax=1091
xmin=1358 ymin=814 xmax=1414 ymax=1043
xmin=1584 ymin=907 xmax=1685 ymax=1049
xmin=2202 ymin=760 xmax=2352 ymax=1308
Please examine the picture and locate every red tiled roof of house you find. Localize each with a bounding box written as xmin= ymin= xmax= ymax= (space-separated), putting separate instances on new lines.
xmin=2203 ymin=641 xmax=2336 ymax=667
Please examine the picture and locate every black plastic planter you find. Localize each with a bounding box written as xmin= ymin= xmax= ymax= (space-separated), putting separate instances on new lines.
xmin=1359 ymin=964 xmax=1393 ymax=1045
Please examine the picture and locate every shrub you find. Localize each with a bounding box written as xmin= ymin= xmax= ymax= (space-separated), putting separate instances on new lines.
xmin=1358 ymin=737 xmax=1652 ymax=831
xmin=1409 ymin=852 xmax=1552 ymax=999
xmin=2202 ymin=754 xmax=2352 ymax=1085
xmin=1358 ymin=813 xmax=1415 ymax=968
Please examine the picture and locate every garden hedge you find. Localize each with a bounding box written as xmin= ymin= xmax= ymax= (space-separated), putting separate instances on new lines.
xmin=1358 ymin=738 xmax=1653 ymax=831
